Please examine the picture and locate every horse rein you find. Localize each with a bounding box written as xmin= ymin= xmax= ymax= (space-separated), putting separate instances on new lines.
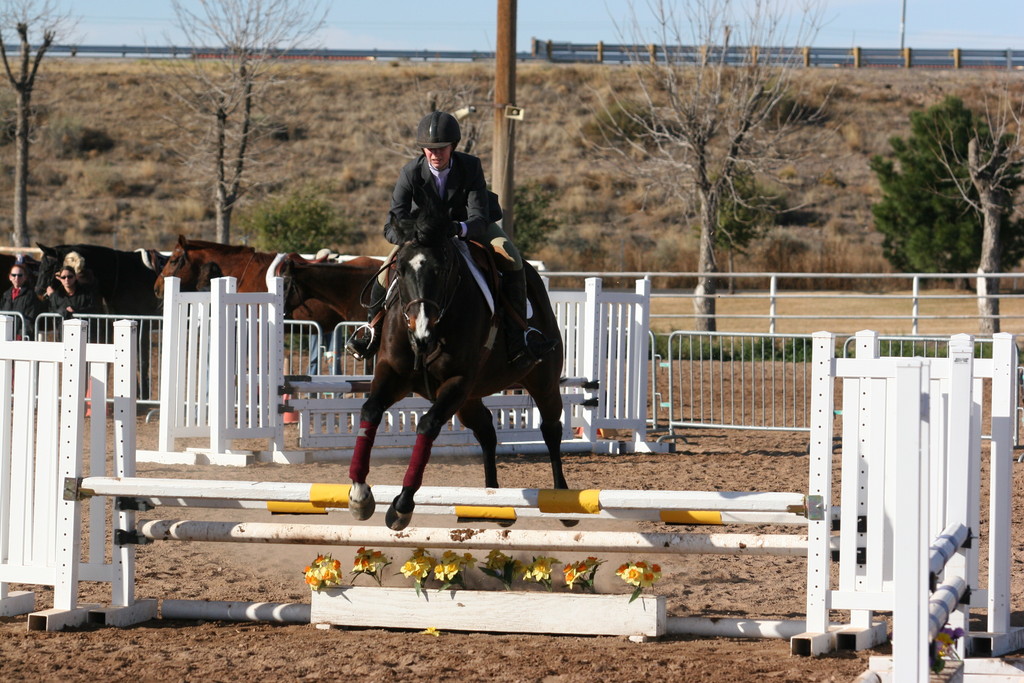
xmin=238 ymin=250 xmax=257 ymax=287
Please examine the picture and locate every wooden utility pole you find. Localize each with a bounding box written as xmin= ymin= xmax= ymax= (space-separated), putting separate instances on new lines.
xmin=493 ymin=0 xmax=516 ymax=237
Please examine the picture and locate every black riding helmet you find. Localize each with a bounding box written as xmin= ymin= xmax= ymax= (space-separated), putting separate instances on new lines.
xmin=416 ymin=111 xmax=461 ymax=149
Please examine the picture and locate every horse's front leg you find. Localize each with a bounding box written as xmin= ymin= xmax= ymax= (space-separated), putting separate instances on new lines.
xmin=349 ymin=370 xmax=407 ymax=521
xmin=386 ymin=377 xmax=470 ymax=531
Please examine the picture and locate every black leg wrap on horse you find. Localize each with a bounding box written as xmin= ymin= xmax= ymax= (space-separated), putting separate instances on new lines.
xmin=385 ymin=489 xmax=416 ymax=531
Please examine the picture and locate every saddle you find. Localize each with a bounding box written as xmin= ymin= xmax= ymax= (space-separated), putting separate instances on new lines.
xmin=378 ymin=239 xmax=506 ymax=317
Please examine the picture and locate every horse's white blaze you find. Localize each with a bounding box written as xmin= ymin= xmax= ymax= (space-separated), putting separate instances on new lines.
xmin=414 ymin=302 xmax=430 ymax=340
xmin=408 ymin=252 xmax=431 ymax=341
xmin=409 ymin=253 xmax=427 ymax=271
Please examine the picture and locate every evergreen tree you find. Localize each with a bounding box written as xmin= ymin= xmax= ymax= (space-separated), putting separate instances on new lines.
xmin=512 ymin=180 xmax=558 ymax=256
xmin=870 ymin=96 xmax=1024 ymax=274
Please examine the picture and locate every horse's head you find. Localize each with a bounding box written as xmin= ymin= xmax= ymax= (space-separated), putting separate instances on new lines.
xmin=195 ymin=261 xmax=223 ymax=292
xmin=394 ymin=235 xmax=459 ymax=358
xmin=155 ymin=235 xmax=198 ymax=298
xmin=34 ymin=244 xmax=64 ymax=297
xmin=277 ymin=259 xmax=307 ymax=315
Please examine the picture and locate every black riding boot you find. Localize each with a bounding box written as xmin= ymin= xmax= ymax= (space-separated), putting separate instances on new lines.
xmin=346 ymin=279 xmax=386 ymax=360
xmin=502 ymin=268 xmax=555 ymax=370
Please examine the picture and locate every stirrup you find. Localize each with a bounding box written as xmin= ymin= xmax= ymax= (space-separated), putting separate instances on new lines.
xmin=525 ymin=327 xmax=556 ymax=359
xmin=345 ymin=324 xmax=378 ymax=360
xmin=508 ymin=346 xmax=536 ymax=371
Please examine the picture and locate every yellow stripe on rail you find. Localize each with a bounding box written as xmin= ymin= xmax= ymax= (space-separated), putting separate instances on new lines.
xmin=309 ymin=483 xmax=351 ymax=507
xmin=454 ymin=506 xmax=518 ymax=521
xmin=659 ymin=510 xmax=723 ymax=525
xmin=537 ymin=489 xmax=602 ymax=514
xmin=267 ymin=502 xmax=329 ymax=515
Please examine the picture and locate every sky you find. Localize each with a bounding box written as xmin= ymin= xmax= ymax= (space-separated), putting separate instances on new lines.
xmin=59 ymin=1 xmax=1024 ymax=53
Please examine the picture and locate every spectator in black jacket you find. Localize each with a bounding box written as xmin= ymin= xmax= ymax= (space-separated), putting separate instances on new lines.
xmin=46 ymin=266 xmax=97 ymax=320
xmin=0 ymin=263 xmax=43 ymax=339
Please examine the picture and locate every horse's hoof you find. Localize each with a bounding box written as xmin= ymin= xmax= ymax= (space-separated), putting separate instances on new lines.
xmin=385 ymin=504 xmax=412 ymax=531
xmin=348 ymin=483 xmax=376 ymax=521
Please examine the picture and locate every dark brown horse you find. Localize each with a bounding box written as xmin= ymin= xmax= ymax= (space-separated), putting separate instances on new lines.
xmin=346 ymin=198 xmax=568 ymax=530
xmin=278 ymin=258 xmax=387 ymax=323
xmin=154 ymin=236 xmax=381 ymax=331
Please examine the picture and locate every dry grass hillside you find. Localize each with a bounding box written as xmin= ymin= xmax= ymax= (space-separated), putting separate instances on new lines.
xmin=0 ymin=58 xmax=1013 ymax=276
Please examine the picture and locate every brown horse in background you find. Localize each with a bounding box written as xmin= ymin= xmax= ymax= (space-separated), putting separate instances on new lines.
xmin=154 ymin=236 xmax=381 ymax=332
xmin=279 ymin=258 xmax=386 ymax=323
xmin=346 ymin=194 xmax=569 ymax=531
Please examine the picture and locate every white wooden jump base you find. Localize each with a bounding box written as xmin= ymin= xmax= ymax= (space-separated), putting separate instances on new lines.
xmin=139 ymin=275 xmax=669 ymax=465
xmin=0 ymin=319 xmax=1019 ymax=678
xmin=0 ymin=318 xmax=157 ymax=629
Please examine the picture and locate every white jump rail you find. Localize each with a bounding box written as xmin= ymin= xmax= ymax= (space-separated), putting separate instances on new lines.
xmin=69 ymin=478 xmax=815 ymax=515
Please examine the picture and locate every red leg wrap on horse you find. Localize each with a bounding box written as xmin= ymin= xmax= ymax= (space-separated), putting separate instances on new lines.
xmin=403 ymin=433 xmax=433 ymax=489
xmin=349 ymin=420 xmax=378 ymax=483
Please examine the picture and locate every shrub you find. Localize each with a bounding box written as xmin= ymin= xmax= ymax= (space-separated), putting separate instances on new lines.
xmin=512 ymin=180 xmax=558 ymax=256
xmin=238 ymin=183 xmax=352 ymax=253
xmin=581 ymin=100 xmax=656 ymax=148
xmin=43 ymin=115 xmax=114 ymax=158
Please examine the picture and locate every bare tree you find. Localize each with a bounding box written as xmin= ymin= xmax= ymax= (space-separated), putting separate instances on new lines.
xmin=929 ymin=82 xmax=1024 ymax=334
xmin=592 ymin=0 xmax=825 ymax=331
xmin=0 ymin=0 xmax=72 ymax=247
xmin=165 ymin=0 xmax=326 ymax=243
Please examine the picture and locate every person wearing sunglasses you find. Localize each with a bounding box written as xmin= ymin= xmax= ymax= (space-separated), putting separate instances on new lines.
xmin=0 ymin=263 xmax=43 ymax=339
xmin=45 ymin=266 xmax=97 ymax=320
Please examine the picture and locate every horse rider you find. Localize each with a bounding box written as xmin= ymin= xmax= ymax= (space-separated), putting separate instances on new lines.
xmin=346 ymin=110 xmax=555 ymax=370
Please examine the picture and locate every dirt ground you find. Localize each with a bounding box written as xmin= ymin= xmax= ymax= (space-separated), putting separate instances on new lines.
xmin=2 ymin=420 xmax=1021 ymax=683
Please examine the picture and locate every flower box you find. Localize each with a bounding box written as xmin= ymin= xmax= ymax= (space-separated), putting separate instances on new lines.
xmin=310 ymin=586 xmax=666 ymax=637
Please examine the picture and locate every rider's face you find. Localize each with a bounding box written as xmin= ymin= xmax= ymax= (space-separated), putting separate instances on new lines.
xmin=423 ymin=145 xmax=452 ymax=170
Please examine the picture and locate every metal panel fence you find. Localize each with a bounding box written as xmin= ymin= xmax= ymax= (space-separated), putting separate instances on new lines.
xmin=655 ymin=331 xmax=1004 ymax=438
xmin=32 ymin=311 xmax=354 ymax=411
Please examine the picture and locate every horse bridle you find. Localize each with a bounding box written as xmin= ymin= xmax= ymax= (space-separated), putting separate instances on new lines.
xmin=399 ymin=239 xmax=461 ymax=330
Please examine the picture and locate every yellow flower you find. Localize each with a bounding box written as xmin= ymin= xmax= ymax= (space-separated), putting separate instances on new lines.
xmin=563 ymin=557 xmax=605 ymax=591
xmin=303 ymin=552 xmax=344 ymax=590
xmin=484 ymin=549 xmax=511 ymax=571
xmin=421 ymin=627 xmax=440 ymax=636
xmin=433 ymin=550 xmax=477 ymax=590
xmin=351 ymin=547 xmax=391 ymax=586
xmin=481 ymin=550 xmax=520 ymax=590
xmin=521 ymin=556 xmax=560 ymax=590
xmin=616 ymin=560 xmax=663 ymax=602
xmin=400 ymin=548 xmax=437 ymax=597
xmin=401 ymin=556 xmax=434 ymax=580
